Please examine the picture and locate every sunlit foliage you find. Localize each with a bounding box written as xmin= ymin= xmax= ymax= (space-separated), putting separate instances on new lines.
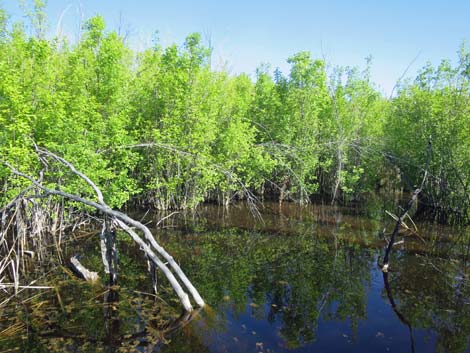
xmin=0 ymin=4 xmax=469 ymax=223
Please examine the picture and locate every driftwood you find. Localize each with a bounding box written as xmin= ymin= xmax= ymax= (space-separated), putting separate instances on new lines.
xmin=1 ymin=146 xmax=204 ymax=311
xmin=70 ymin=255 xmax=99 ymax=282
xmin=380 ymin=138 xmax=432 ymax=272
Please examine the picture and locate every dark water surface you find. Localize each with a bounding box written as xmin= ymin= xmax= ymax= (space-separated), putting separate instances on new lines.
xmin=1 ymin=201 xmax=470 ymax=352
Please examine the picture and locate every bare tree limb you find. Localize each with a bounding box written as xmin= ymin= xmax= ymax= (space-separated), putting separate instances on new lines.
xmin=35 ymin=146 xmax=105 ymax=205
xmin=381 ymin=137 xmax=432 ymax=272
xmin=1 ymin=150 xmax=205 ymax=311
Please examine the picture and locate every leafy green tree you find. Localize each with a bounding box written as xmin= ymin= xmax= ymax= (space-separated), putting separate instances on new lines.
xmin=321 ymin=61 xmax=386 ymax=202
xmin=0 ymin=1 xmax=469 ymax=222
xmin=385 ymin=46 xmax=470 ymax=222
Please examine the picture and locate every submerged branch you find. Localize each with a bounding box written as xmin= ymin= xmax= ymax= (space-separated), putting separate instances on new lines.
xmin=70 ymin=255 xmax=99 ymax=282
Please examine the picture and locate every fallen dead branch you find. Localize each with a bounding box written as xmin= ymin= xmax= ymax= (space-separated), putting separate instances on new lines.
xmin=70 ymin=255 xmax=99 ymax=282
xmin=1 ymin=146 xmax=204 ymax=311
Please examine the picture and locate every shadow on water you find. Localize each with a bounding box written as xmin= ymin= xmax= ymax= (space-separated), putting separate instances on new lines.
xmin=1 ymin=201 xmax=470 ymax=352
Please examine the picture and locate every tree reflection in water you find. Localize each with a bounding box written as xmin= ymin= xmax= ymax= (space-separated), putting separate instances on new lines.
xmin=1 ymin=203 xmax=470 ymax=353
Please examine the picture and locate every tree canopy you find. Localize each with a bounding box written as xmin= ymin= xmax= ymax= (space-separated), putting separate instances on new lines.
xmin=1 ymin=5 xmax=469 ymax=224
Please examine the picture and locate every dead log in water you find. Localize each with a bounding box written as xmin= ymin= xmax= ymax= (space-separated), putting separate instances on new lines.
xmin=70 ymin=255 xmax=99 ymax=282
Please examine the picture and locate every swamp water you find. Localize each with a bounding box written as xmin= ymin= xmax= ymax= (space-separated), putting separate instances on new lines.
xmin=1 ymin=202 xmax=470 ymax=353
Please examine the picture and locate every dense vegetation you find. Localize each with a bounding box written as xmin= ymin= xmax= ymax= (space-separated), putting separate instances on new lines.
xmin=1 ymin=4 xmax=469 ymax=223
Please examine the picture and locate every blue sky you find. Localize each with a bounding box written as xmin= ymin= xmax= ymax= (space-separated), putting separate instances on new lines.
xmin=3 ymin=0 xmax=470 ymax=95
